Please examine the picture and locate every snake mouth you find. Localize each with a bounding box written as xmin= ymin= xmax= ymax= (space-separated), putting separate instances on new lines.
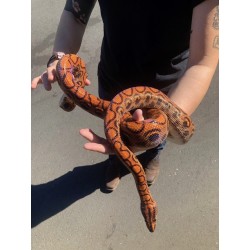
xmin=146 ymin=218 xmax=156 ymax=233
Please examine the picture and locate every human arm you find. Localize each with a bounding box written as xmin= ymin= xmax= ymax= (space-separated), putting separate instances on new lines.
xmin=167 ymin=0 xmax=219 ymax=115
xmin=53 ymin=0 xmax=97 ymax=54
xmin=80 ymin=0 xmax=219 ymax=154
xmin=31 ymin=0 xmax=97 ymax=90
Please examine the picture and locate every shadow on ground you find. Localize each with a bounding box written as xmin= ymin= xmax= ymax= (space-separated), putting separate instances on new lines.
xmin=31 ymin=159 xmax=131 ymax=228
xmin=31 ymin=151 xmax=157 ymax=228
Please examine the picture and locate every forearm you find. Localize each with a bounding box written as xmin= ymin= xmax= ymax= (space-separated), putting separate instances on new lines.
xmin=168 ymin=0 xmax=219 ymax=116
xmin=168 ymin=63 xmax=217 ymax=115
xmin=53 ymin=10 xmax=86 ymax=53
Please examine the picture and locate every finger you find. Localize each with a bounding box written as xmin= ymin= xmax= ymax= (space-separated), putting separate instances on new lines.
xmin=85 ymin=78 xmax=91 ymax=86
xmin=47 ymin=67 xmax=57 ymax=82
xmin=80 ymin=128 xmax=114 ymax=154
xmin=79 ymin=128 xmax=107 ymax=144
xmin=41 ymin=71 xmax=52 ymax=91
xmin=132 ymin=109 xmax=144 ymax=121
xmin=83 ymin=142 xmax=114 ymax=155
xmin=31 ymin=75 xmax=43 ymax=89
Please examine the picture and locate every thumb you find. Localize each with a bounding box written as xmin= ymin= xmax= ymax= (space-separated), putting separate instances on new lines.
xmin=47 ymin=67 xmax=58 ymax=83
xmin=47 ymin=60 xmax=59 ymax=82
xmin=132 ymin=109 xmax=144 ymax=121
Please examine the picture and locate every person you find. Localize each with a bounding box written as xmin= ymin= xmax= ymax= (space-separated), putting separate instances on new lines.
xmin=31 ymin=0 xmax=219 ymax=191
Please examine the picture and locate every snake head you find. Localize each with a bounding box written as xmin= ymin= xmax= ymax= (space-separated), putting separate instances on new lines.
xmin=141 ymin=201 xmax=158 ymax=232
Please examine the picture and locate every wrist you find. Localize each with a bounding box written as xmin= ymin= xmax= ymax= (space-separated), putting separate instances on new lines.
xmin=47 ymin=52 xmax=65 ymax=68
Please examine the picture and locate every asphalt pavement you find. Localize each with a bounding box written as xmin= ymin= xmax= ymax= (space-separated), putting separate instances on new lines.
xmin=31 ymin=1 xmax=219 ymax=249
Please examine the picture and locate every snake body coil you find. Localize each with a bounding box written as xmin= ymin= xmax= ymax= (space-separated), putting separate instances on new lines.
xmin=56 ymin=54 xmax=195 ymax=232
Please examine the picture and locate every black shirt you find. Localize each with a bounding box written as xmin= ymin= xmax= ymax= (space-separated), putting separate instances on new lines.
xmin=65 ymin=0 xmax=205 ymax=99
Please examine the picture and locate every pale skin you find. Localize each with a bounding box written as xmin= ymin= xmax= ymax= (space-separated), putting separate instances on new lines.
xmin=31 ymin=0 xmax=219 ymax=155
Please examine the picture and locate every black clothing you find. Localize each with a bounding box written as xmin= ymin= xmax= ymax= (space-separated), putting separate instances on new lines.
xmin=65 ymin=0 xmax=205 ymax=99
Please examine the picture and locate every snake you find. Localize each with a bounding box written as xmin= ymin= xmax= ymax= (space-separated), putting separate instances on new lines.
xmin=55 ymin=54 xmax=195 ymax=232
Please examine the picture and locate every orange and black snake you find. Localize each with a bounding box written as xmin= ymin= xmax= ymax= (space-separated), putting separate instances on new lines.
xmin=56 ymin=54 xmax=195 ymax=232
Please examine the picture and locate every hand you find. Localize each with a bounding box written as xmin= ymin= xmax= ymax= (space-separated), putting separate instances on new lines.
xmin=80 ymin=109 xmax=145 ymax=155
xmin=31 ymin=60 xmax=91 ymax=90
xmin=31 ymin=60 xmax=59 ymax=91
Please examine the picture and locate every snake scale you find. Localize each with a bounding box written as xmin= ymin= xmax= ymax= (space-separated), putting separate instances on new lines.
xmin=56 ymin=54 xmax=195 ymax=232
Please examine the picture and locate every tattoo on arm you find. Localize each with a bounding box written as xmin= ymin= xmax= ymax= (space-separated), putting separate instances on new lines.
xmin=213 ymin=36 xmax=219 ymax=49
xmin=70 ymin=0 xmax=97 ymax=25
xmin=212 ymin=6 xmax=219 ymax=30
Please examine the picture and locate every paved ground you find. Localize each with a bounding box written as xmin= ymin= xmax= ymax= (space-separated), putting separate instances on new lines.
xmin=31 ymin=1 xmax=219 ymax=249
